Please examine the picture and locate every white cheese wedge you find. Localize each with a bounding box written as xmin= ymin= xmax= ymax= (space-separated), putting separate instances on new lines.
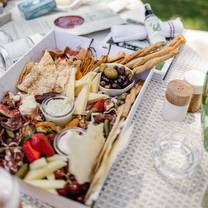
xmin=74 ymin=84 xmax=89 ymax=115
xmin=64 ymin=123 xmax=105 ymax=184
xmin=65 ymin=67 xmax=77 ymax=101
xmin=88 ymin=93 xmax=109 ymax=104
xmin=75 ymin=72 xmax=96 ymax=96
xmin=19 ymin=95 xmax=38 ymax=115
xmin=90 ymin=73 xmax=101 ymax=93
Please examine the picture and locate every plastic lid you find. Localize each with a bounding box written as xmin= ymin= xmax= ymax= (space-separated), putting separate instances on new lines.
xmin=184 ymin=70 xmax=205 ymax=94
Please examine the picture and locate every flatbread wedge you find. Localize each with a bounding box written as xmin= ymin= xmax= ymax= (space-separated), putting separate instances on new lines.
xmin=85 ymin=124 xmax=134 ymax=204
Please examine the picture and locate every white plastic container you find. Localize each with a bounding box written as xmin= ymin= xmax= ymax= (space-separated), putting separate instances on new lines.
xmin=162 ymin=80 xmax=193 ymax=121
xmin=0 ymin=33 xmax=42 ymax=69
xmin=184 ymin=70 xmax=205 ymax=112
xmin=0 ymin=168 xmax=20 ymax=208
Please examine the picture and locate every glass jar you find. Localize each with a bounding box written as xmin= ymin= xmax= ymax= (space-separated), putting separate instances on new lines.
xmin=54 ymin=128 xmax=85 ymax=156
xmin=0 ymin=34 xmax=42 ymax=70
xmin=41 ymin=95 xmax=74 ymax=127
xmin=0 ymin=168 xmax=20 ymax=208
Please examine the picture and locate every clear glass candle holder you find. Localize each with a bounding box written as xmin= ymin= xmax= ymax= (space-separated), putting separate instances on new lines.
xmin=153 ymin=129 xmax=202 ymax=179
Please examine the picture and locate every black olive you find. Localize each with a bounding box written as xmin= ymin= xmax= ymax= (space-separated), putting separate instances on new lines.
xmin=117 ymin=77 xmax=124 ymax=85
xmin=118 ymin=66 xmax=125 ymax=75
xmin=102 ymin=75 xmax=110 ymax=83
xmin=119 ymin=75 xmax=126 ymax=81
xmin=112 ymin=83 xmax=121 ymax=89
xmin=128 ymin=74 xmax=134 ymax=82
xmin=100 ymin=81 xmax=106 ymax=87
xmin=123 ymin=80 xmax=129 ymax=88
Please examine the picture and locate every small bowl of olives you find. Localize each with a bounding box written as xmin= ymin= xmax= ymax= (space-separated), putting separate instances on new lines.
xmin=96 ymin=63 xmax=135 ymax=96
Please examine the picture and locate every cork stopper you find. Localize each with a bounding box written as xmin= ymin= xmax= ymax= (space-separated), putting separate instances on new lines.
xmin=166 ymin=80 xmax=194 ymax=106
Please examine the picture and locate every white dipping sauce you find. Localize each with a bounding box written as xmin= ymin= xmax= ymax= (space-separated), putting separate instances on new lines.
xmin=45 ymin=98 xmax=72 ymax=117
xmin=41 ymin=95 xmax=74 ymax=127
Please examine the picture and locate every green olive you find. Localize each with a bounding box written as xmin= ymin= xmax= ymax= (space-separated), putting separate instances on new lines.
xmin=104 ymin=67 xmax=118 ymax=80
xmin=125 ymin=69 xmax=131 ymax=76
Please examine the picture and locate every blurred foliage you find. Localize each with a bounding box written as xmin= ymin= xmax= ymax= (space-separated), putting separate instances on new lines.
xmin=142 ymin=0 xmax=208 ymax=30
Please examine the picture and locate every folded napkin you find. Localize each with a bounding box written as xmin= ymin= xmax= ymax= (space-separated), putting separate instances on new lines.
xmin=111 ymin=18 xmax=184 ymax=43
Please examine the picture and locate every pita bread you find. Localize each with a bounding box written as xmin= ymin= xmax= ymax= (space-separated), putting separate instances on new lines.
xmin=85 ymin=120 xmax=132 ymax=203
xmin=94 ymin=105 xmax=124 ymax=174
xmin=17 ymin=51 xmax=57 ymax=95
xmin=17 ymin=62 xmax=35 ymax=86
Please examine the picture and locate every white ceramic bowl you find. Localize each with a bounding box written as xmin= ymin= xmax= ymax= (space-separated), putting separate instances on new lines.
xmin=95 ymin=63 xmax=135 ymax=97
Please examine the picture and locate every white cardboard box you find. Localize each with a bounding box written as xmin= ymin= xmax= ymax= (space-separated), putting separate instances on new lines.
xmin=0 ymin=30 xmax=153 ymax=207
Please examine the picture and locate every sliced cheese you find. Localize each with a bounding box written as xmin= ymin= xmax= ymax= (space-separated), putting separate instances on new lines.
xmin=65 ymin=67 xmax=77 ymax=101
xmin=90 ymin=73 xmax=101 ymax=93
xmin=88 ymin=93 xmax=109 ymax=104
xmin=65 ymin=123 xmax=105 ymax=184
xmin=75 ymin=72 xmax=96 ymax=96
xmin=74 ymin=84 xmax=89 ymax=115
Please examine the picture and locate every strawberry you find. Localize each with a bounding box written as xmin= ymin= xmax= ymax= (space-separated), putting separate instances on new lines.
xmin=23 ymin=140 xmax=40 ymax=163
xmin=94 ymin=100 xmax=105 ymax=113
xmin=30 ymin=133 xmax=55 ymax=157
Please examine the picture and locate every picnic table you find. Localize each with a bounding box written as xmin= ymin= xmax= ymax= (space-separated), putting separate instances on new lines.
xmin=2 ymin=1 xmax=208 ymax=208
xmin=20 ymin=45 xmax=208 ymax=208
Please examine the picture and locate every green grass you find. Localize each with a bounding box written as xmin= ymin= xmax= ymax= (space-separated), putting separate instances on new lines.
xmin=142 ymin=0 xmax=208 ymax=30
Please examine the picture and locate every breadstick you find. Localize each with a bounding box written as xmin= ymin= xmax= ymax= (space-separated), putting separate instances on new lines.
xmin=122 ymin=82 xmax=143 ymax=117
xmin=133 ymin=49 xmax=178 ymax=74
xmin=126 ymin=47 xmax=174 ymax=68
xmin=164 ymin=35 xmax=186 ymax=49
xmin=120 ymin=42 xmax=161 ymax=64
xmin=107 ymin=51 xmax=125 ymax=63
xmin=92 ymin=55 xmax=108 ymax=70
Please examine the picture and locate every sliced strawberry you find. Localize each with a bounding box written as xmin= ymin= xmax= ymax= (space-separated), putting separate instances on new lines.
xmin=23 ymin=140 xmax=40 ymax=163
xmin=94 ymin=100 xmax=105 ymax=113
xmin=31 ymin=133 xmax=55 ymax=157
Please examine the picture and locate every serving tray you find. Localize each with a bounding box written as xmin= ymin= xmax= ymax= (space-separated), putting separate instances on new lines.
xmin=0 ymin=30 xmax=153 ymax=208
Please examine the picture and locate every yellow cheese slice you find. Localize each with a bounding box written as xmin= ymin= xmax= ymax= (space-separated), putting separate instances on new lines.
xmin=74 ymin=84 xmax=89 ymax=115
xmin=65 ymin=67 xmax=77 ymax=101
xmin=90 ymin=73 xmax=101 ymax=93
xmin=75 ymin=72 xmax=96 ymax=96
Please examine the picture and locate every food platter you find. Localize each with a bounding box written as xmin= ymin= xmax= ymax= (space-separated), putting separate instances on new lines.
xmin=0 ymin=30 xmax=185 ymax=207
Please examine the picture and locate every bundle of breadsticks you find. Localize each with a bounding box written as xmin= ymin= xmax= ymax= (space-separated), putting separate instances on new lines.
xmin=93 ymin=34 xmax=186 ymax=75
